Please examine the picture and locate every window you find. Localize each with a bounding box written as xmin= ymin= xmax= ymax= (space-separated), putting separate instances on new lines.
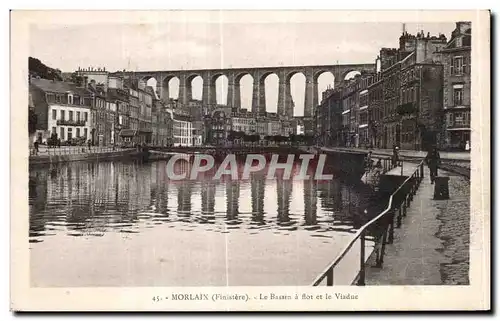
xmin=451 ymin=56 xmax=464 ymax=75
xmin=68 ymin=94 xmax=73 ymax=105
xmin=52 ymin=109 xmax=57 ymax=120
xmin=52 ymin=127 xmax=56 ymax=135
xmin=60 ymin=127 xmax=65 ymax=140
xmin=84 ymin=128 xmax=88 ymax=139
xmin=55 ymin=95 xmax=61 ymax=103
xmin=69 ymin=111 xmax=73 ymax=121
xmin=84 ymin=112 xmax=88 ymax=122
xmin=453 ymin=88 xmax=463 ymax=106
xmin=455 ymin=112 xmax=464 ymax=125
xmin=60 ymin=110 xmax=65 ymax=120
xmin=76 ymin=111 xmax=80 ymax=122
xmin=76 ymin=128 xmax=80 ymax=137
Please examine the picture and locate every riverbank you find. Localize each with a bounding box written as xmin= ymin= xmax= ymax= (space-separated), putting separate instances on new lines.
xmin=29 ymin=148 xmax=142 ymax=165
xmin=364 ymin=169 xmax=470 ymax=285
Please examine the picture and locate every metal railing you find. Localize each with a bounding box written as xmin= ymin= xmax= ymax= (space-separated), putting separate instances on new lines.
xmin=312 ymin=160 xmax=425 ymax=286
xmin=30 ymin=146 xmax=131 ymax=156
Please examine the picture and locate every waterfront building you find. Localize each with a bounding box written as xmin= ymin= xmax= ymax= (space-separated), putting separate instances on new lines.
xmin=205 ymin=108 xmax=232 ymax=146
xmin=315 ymin=86 xmax=342 ymax=147
xmin=230 ymin=109 xmax=257 ymax=135
xmin=367 ymin=72 xmax=384 ymax=148
xmin=167 ymin=108 xmax=194 ymax=146
xmin=120 ymin=81 xmax=141 ymax=146
xmin=436 ymin=21 xmax=472 ymax=150
xmin=107 ymin=87 xmax=129 ymax=146
xmin=137 ymin=85 xmax=153 ymax=144
xmin=30 ymin=78 xmax=93 ymax=144
xmin=341 ymin=77 xmax=360 ymax=147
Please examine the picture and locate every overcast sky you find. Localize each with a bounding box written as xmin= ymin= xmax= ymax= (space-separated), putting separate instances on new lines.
xmin=30 ymin=21 xmax=455 ymax=115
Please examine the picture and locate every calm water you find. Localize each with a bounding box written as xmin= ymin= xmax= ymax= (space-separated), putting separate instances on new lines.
xmin=29 ymin=159 xmax=378 ymax=286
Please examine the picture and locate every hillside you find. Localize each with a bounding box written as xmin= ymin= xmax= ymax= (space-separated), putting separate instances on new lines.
xmin=29 ymin=57 xmax=63 ymax=81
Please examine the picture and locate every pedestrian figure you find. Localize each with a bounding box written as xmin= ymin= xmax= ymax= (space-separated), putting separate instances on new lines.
xmin=425 ymin=146 xmax=441 ymax=184
xmin=465 ymin=140 xmax=470 ymax=151
xmin=391 ymin=146 xmax=400 ymax=168
xmin=33 ymin=141 xmax=39 ymax=155
xmin=57 ymin=138 xmax=61 ymax=148
xmin=364 ymin=151 xmax=373 ymax=170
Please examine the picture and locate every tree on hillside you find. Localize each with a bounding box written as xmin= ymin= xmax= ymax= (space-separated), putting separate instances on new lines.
xmin=29 ymin=57 xmax=63 ymax=81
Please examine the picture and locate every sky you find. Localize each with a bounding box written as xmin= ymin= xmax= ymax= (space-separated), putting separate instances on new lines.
xmin=30 ymin=21 xmax=455 ymax=115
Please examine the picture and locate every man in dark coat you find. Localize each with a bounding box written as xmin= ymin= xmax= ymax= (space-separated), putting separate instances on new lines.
xmin=425 ymin=147 xmax=441 ymax=184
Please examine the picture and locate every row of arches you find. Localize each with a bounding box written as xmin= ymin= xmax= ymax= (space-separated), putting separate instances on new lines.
xmin=142 ymin=70 xmax=362 ymax=116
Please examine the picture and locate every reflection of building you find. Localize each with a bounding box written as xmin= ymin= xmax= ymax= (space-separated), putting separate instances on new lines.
xmin=177 ymin=181 xmax=193 ymax=216
xmin=201 ymin=181 xmax=216 ymax=215
xmin=276 ymin=178 xmax=293 ymax=223
xmin=437 ymin=21 xmax=472 ymax=150
xmin=225 ymin=180 xmax=240 ymax=220
xmin=303 ymin=179 xmax=318 ymax=225
xmin=251 ymin=175 xmax=266 ymax=222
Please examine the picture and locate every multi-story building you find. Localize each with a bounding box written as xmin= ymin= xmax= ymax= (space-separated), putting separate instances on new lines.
xmin=137 ymin=85 xmax=153 ymax=144
xmin=367 ymin=72 xmax=384 ymax=148
xmin=316 ymin=86 xmax=343 ymax=147
xmin=205 ymin=108 xmax=232 ymax=146
xmin=380 ymin=47 xmax=401 ymax=149
xmin=167 ymin=109 xmax=194 ymax=146
xmin=231 ymin=109 xmax=256 ymax=134
xmin=437 ymin=21 xmax=472 ymax=150
xmin=30 ymin=78 xmax=93 ymax=144
xmin=358 ymin=77 xmax=370 ymax=147
xmin=341 ymin=77 xmax=360 ymax=147
xmin=107 ymin=87 xmax=130 ymax=146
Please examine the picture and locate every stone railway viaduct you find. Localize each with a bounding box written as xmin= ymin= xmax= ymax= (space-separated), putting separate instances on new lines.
xmin=115 ymin=63 xmax=375 ymax=117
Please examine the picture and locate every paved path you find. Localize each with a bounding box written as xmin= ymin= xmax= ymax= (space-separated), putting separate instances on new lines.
xmin=322 ymin=147 xmax=470 ymax=161
xmin=385 ymin=164 xmax=419 ymax=177
xmin=32 ymin=146 xmax=125 ymax=156
xmin=365 ymin=169 xmax=470 ymax=285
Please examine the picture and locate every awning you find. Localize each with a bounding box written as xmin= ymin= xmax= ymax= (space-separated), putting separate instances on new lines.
xmin=119 ymin=129 xmax=137 ymax=137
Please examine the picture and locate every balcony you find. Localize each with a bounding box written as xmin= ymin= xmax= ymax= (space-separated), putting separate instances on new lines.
xmin=397 ymin=102 xmax=417 ymax=116
xmin=57 ymin=119 xmax=86 ymax=126
xmin=447 ymin=121 xmax=471 ymax=130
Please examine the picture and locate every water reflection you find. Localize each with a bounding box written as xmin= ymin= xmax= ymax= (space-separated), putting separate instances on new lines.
xmin=29 ymin=159 xmax=379 ymax=243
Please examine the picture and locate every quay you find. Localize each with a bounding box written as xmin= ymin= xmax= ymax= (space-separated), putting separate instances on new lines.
xmin=312 ymin=158 xmax=470 ymax=286
xmin=28 ymin=146 xmax=146 ymax=165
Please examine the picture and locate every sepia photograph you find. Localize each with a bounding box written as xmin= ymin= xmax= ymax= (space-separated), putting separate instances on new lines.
xmin=11 ymin=9 xmax=490 ymax=311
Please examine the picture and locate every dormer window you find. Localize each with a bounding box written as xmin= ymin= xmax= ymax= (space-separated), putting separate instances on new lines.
xmin=68 ymin=94 xmax=73 ymax=105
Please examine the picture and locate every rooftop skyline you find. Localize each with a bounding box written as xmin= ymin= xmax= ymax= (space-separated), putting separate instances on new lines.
xmin=30 ymin=20 xmax=455 ymax=115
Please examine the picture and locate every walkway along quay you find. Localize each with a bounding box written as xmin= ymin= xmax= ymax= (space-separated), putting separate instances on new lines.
xmin=312 ymin=159 xmax=470 ymax=285
xmin=322 ymin=147 xmax=471 ymax=179
xmin=29 ymin=146 xmax=146 ymax=165
xmin=312 ymin=161 xmax=425 ymax=285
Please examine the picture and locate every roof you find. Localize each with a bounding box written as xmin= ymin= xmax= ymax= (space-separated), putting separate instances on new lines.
xmin=107 ymin=87 xmax=129 ymax=102
xmin=30 ymin=78 xmax=91 ymax=96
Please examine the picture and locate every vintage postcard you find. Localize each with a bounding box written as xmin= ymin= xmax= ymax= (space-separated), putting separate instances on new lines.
xmin=11 ymin=10 xmax=490 ymax=311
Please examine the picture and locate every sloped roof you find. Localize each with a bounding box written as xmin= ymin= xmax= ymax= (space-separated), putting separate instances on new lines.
xmin=30 ymin=78 xmax=90 ymax=96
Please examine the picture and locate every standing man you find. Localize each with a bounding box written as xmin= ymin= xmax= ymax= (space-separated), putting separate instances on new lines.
xmin=391 ymin=146 xmax=400 ymax=168
xmin=425 ymin=146 xmax=441 ymax=184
